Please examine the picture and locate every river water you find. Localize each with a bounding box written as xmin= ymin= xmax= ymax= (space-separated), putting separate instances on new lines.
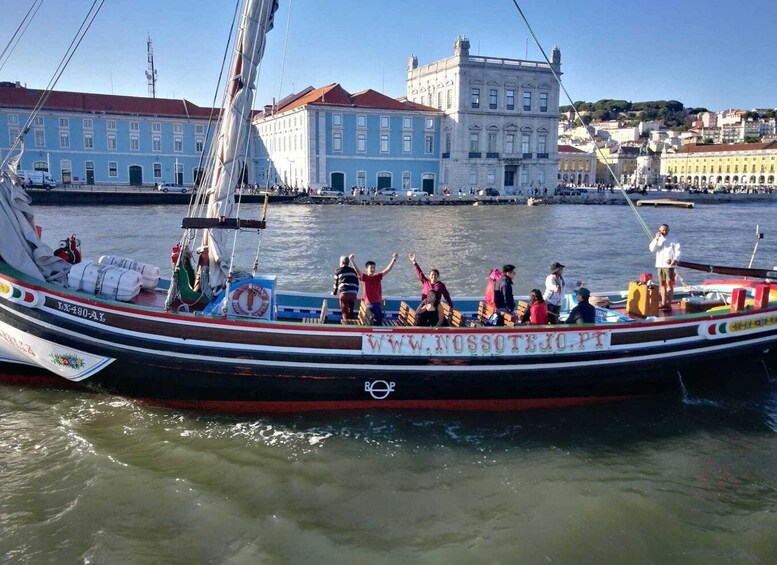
xmin=2 ymin=202 xmax=777 ymax=562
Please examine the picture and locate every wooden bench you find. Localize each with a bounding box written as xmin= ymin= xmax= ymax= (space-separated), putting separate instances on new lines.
xmin=470 ymin=300 xmax=528 ymax=327
xmin=441 ymin=303 xmax=466 ymax=328
xmin=386 ymin=301 xmax=414 ymax=326
xmin=302 ymin=299 xmax=328 ymax=324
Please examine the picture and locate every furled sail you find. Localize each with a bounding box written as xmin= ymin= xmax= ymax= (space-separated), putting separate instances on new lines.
xmin=203 ymin=0 xmax=279 ymax=291
xmin=0 ymin=167 xmax=70 ymax=284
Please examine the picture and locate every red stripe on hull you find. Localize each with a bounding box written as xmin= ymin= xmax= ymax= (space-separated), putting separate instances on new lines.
xmin=137 ymin=395 xmax=643 ymax=413
xmin=0 ymin=372 xmax=82 ymax=388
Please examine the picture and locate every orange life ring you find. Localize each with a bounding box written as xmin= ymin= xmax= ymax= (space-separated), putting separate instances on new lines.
xmin=231 ymin=283 xmax=270 ymax=317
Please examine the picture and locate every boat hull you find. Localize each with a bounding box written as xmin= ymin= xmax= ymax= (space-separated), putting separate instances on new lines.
xmin=2 ymin=266 xmax=776 ymax=412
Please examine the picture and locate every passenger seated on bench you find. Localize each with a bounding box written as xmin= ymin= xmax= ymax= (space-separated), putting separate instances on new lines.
xmin=415 ymin=290 xmax=445 ymax=327
xmin=520 ymin=289 xmax=548 ymax=325
xmin=566 ymin=287 xmax=596 ymax=324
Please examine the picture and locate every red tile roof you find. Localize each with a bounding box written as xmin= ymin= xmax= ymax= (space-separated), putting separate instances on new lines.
xmin=558 ymin=144 xmax=588 ymax=153
xmin=0 ymin=84 xmax=217 ymax=118
xmin=272 ymin=83 xmax=439 ymax=115
xmin=677 ymin=141 xmax=777 ymax=153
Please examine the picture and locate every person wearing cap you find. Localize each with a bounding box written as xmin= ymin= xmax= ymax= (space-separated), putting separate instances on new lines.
xmin=332 ymin=255 xmax=359 ymax=322
xmin=565 ymin=287 xmax=596 ymax=324
xmin=543 ymin=261 xmax=566 ymax=324
xmin=493 ymin=264 xmax=517 ymax=319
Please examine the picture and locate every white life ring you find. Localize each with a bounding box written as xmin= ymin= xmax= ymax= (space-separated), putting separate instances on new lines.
xmin=231 ymin=283 xmax=270 ymax=317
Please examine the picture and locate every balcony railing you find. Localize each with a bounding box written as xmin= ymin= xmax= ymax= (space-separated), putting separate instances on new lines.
xmin=468 ymin=152 xmax=482 ymax=158
xmin=486 ymin=152 xmax=499 ymax=159
xmin=522 ymin=152 xmax=533 ymax=159
xmin=536 ymin=153 xmax=549 ymax=159
xmin=442 ymin=152 xmax=450 ymax=159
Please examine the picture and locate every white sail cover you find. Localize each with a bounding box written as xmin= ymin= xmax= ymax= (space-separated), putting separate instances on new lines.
xmin=205 ymin=0 xmax=279 ymax=291
xmin=0 ymin=168 xmax=70 ymax=284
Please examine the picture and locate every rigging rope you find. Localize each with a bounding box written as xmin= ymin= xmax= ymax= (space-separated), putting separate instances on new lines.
xmin=509 ymin=0 xmax=653 ymax=242
xmin=1 ymin=0 xmax=106 ymax=171
xmin=0 ymin=0 xmax=44 ymax=73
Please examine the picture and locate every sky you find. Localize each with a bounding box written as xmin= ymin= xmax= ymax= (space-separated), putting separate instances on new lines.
xmin=2 ymin=0 xmax=776 ymax=112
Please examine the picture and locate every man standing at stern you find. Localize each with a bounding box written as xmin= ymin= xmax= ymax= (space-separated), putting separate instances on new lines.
xmin=649 ymin=223 xmax=681 ymax=311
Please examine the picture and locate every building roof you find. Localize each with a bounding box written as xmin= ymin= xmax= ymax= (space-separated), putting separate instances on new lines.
xmin=272 ymin=83 xmax=438 ymax=115
xmin=677 ymin=141 xmax=777 ymax=154
xmin=558 ymin=144 xmax=588 ymax=153
xmin=0 ymin=84 xmax=216 ymax=119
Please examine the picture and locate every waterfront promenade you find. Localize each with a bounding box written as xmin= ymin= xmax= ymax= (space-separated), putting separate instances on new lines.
xmin=26 ymin=185 xmax=777 ymax=206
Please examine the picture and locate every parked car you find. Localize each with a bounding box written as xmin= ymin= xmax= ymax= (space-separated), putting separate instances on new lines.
xmin=483 ymin=188 xmax=501 ymax=197
xmin=157 ymin=183 xmax=189 ymax=193
xmin=406 ymin=187 xmax=429 ymax=197
xmin=377 ymin=187 xmax=397 ymax=196
xmin=557 ymin=187 xmax=583 ymax=196
xmin=317 ymin=186 xmax=343 ymax=196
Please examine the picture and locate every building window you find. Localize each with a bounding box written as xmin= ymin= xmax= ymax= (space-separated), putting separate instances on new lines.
xmin=59 ymin=117 xmax=69 ymax=128
xmin=523 ymin=92 xmax=531 ymax=111
xmin=357 ymin=171 xmax=366 ymax=188
xmin=106 ymin=120 xmax=116 ymax=130
xmin=153 ymin=163 xmax=162 ymax=178
xmin=130 ymin=134 xmax=139 ymax=151
xmin=471 ymin=88 xmax=480 ymax=109
xmin=403 ymin=134 xmax=412 ymax=153
xmin=538 ymin=170 xmax=545 ymax=185
xmin=152 ymin=122 xmax=162 ymax=132
xmin=82 ymin=118 xmax=93 ymax=129
xmin=540 ymin=92 xmax=548 ymax=113
xmin=487 ymin=170 xmax=495 ymax=185
xmin=402 ymin=172 xmax=411 ymax=189
xmin=333 ymin=132 xmax=342 ymax=152
xmin=425 ymin=134 xmax=433 ymax=154
xmin=58 ymin=131 xmax=69 ymax=149
xmin=107 ymin=133 xmax=117 ymax=150
xmin=174 ymin=124 xmax=183 ymax=134
xmin=488 ymin=133 xmax=497 ymax=153
xmin=469 ymin=132 xmax=479 ymax=152
xmin=469 ymin=168 xmax=478 ymax=186
xmin=506 ymin=89 xmax=515 ymax=111
xmin=380 ymin=116 xmax=389 ymax=129
xmin=425 ymin=118 xmax=434 ymax=130
xmin=437 ymin=92 xmax=442 ymax=109
xmin=174 ymin=137 xmax=183 ymax=152
xmin=152 ymin=136 xmax=161 ymax=152
xmin=380 ymin=134 xmax=389 ymax=153
xmin=332 ymin=113 xmax=342 ymax=126
xmin=32 ymin=160 xmax=48 ymax=171
xmin=130 ymin=121 xmax=139 ymax=131
xmin=538 ymin=135 xmax=547 ymax=154
xmin=8 ymin=127 xmax=19 ymax=145
xmin=403 ymin=116 xmax=412 ymax=129
xmin=83 ymin=132 xmax=93 ymax=149
xmin=195 ymin=138 xmax=204 ymax=152
xmin=357 ymin=115 xmax=366 ymax=128
xmin=489 ymin=89 xmax=497 ymax=109
xmin=8 ymin=114 xmax=19 ymax=125
xmin=505 ymin=134 xmax=515 ymax=154
xmin=34 ymin=117 xmax=45 ymax=126
xmin=522 ymin=134 xmax=530 ymax=154
xmin=520 ymin=169 xmax=529 ymax=185
xmin=357 ymin=133 xmax=366 ymax=152
xmin=34 ymin=129 xmax=45 ymax=147
xmin=445 ymin=133 xmax=451 ymax=154
xmin=108 ymin=161 xmax=118 ymax=177
xmin=446 ymin=89 xmax=452 ymax=109
xmin=194 ymin=124 xmax=205 ymax=134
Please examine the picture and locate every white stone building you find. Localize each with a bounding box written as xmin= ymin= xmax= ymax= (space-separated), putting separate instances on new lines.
xmin=405 ymin=37 xmax=561 ymax=194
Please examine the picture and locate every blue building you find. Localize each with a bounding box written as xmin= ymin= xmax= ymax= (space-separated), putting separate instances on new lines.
xmin=253 ymin=84 xmax=442 ymax=193
xmin=0 ymin=82 xmax=215 ymax=187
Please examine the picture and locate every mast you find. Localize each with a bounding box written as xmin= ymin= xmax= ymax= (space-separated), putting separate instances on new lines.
xmin=203 ymin=0 xmax=279 ymax=291
xmin=146 ymin=33 xmax=157 ymax=98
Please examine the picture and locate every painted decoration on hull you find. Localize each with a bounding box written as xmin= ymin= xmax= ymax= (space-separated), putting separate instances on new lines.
xmin=703 ymin=312 xmax=777 ymax=339
xmin=0 ymin=322 xmax=114 ymax=381
xmin=362 ymin=329 xmax=612 ymax=357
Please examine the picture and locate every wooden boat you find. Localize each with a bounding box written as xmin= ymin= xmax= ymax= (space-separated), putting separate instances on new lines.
xmin=636 ymin=198 xmax=694 ymax=209
xmin=1 ymin=0 xmax=777 ymax=413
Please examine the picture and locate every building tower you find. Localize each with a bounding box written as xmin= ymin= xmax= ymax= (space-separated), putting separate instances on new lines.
xmin=146 ymin=33 xmax=158 ymax=98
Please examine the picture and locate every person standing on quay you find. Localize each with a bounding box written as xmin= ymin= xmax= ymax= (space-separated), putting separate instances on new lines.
xmin=350 ymin=252 xmax=398 ymax=325
xmin=407 ymin=252 xmax=454 ymax=308
xmin=332 ymin=255 xmax=359 ymax=322
xmin=649 ymin=223 xmax=681 ymax=311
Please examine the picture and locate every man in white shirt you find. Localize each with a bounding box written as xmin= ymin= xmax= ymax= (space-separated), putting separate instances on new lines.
xmin=648 ymin=223 xmax=681 ymax=311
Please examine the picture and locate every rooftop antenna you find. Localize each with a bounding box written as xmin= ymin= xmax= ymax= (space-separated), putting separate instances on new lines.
xmin=146 ymin=33 xmax=157 ymax=98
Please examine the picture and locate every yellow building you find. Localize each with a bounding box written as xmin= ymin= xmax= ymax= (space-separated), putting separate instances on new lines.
xmin=661 ymin=141 xmax=777 ymax=188
xmin=558 ymin=144 xmax=597 ymax=186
